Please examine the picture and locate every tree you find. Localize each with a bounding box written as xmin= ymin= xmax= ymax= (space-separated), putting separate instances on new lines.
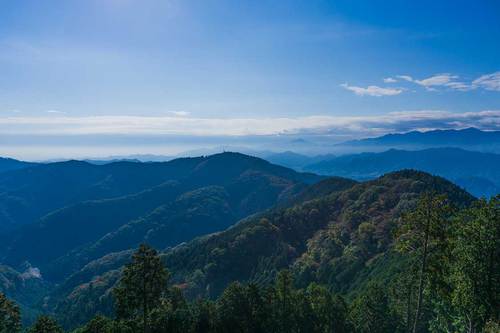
xmin=274 ymin=270 xmax=296 ymax=333
xmin=29 ymin=315 xmax=64 ymax=333
xmin=215 ymin=282 xmax=268 ymax=333
xmin=449 ymin=196 xmax=499 ymax=333
xmin=148 ymin=288 xmax=193 ymax=333
xmin=0 ymin=292 xmax=21 ymax=333
xmin=349 ymin=284 xmax=398 ymax=333
xmin=389 ymin=268 xmax=419 ymax=333
xmin=114 ymin=244 xmax=170 ymax=333
xmin=191 ymin=299 xmax=215 ymax=333
xmin=306 ymin=284 xmax=350 ymax=333
xmin=396 ymin=193 xmax=452 ymax=333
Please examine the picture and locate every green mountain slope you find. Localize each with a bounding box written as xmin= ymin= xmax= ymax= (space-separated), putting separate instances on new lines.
xmin=1 ymin=153 xmax=323 ymax=283
xmin=163 ymin=170 xmax=474 ymax=298
xmin=1 ymin=181 xmax=186 ymax=277
xmin=0 ymin=152 xmax=320 ymax=231
xmin=47 ymin=170 xmax=473 ymax=328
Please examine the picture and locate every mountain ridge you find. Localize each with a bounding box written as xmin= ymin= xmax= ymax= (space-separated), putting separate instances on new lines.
xmin=304 ymin=147 xmax=500 ymax=197
xmin=339 ymin=127 xmax=500 ymax=148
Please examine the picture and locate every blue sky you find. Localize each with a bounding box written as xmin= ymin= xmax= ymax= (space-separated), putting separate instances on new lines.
xmin=1 ymin=0 xmax=499 ymax=159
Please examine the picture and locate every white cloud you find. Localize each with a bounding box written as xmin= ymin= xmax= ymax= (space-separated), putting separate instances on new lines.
xmin=396 ymin=73 xmax=479 ymax=91
xmin=168 ymin=111 xmax=191 ymax=117
xmin=46 ymin=110 xmax=66 ymax=114
xmin=397 ymin=73 xmax=471 ymax=91
xmin=472 ymin=72 xmax=500 ymax=92
xmin=340 ymin=83 xmax=403 ymax=96
xmin=1 ymin=110 xmax=499 ymax=138
xmin=396 ymin=75 xmax=414 ymax=82
xmin=444 ymin=81 xmax=472 ymax=91
xmin=415 ymin=73 xmax=458 ymax=87
xmin=383 ymin=77 xmax=397 ymax=83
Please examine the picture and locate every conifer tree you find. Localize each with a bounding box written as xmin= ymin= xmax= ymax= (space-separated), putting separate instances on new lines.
xmin=114 ymin=244 xmax=170 ymax=333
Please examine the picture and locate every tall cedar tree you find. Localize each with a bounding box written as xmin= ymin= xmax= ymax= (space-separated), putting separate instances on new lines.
xmin=0 ymin=292 xmax=21 ymax=333
xmin=114 ymin=244 xmax=170 ymax=333
xmin=396 ymin=193 xmax=453 ymax=333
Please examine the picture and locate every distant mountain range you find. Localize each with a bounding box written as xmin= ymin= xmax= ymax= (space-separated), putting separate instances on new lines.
xmin=303 ymin=147 xmax=500 ymax=197
xmin=264 ymin=151 xmax=336 ymax=170
xmin=338 ymin=127 xmax=500 ymax=152
xmin=0 ymin=157 xmax=35 ymax=173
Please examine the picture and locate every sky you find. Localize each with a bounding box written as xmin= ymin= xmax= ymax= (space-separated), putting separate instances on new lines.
xmin=0 ymin=0 xmax=499 ymax=159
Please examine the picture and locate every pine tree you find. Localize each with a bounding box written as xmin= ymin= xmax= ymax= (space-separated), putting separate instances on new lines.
xmin=114 ymin=244 xmax=170 ymax=333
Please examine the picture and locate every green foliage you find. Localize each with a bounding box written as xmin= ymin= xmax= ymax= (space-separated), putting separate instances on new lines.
xmin=446 ymin=196 xmax=499 ymax=332
xmin=4 ymin=169 xmax=496 ymax=332
xmin=213 ymin=270 xmax=351 ymax=333
xmin=29 ymin=315 xmax=64 ymax=333
xmin=0 ymin=292 xmax=21 ymax=333
xmin=215 ymin=282 xmax=269 ymax=333
xmin=114 ymin=244 xmax=169 ymax=332
xmin=396 ymin=193 xmax=454 ymax=333
xmin=71 ymin=315 xmax=114 ymax=333
xmin=349 ymin=284 xmax=399 ymax=333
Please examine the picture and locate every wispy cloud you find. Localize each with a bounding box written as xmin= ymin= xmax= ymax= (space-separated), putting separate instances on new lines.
xmin=340 ymin=83 xmax=403 ymax=96
xmin=383 ymin=77 xmax=398 ymax=83
xmin=46 ymin=110 xmax=66 ymax=114
xmin=415 ymin=73 xmax=458 ymax=87
xmin=396 ymin=73 xmax=471 ymax=91
xmin=472 ymin=72 xmax=500 ymax=91
xmin=168 ymin=111 xmax=191 ymax=117
xmin=1 ymin=111 xmax=498 ymax=138
xmin=395 ymin=72 xmax=500 ymax=92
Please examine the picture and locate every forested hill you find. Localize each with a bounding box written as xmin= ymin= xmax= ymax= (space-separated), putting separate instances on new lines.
xmin=0 ymin=152 xmax=321 ymax=231
xmin=0 ymin=153 xmax=324 ymax=281
xmin=48 ymin=170 xmax=475 ymax=328
xmin=163 ymin=170 xmax=473 ymax=297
